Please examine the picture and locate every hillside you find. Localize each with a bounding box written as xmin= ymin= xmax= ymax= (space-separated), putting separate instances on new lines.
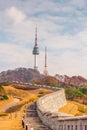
xmin=55 ymin=74 xmax=87 ymax=87
xmin=0 ymin=85 xmax=5 ymax=97
xmin=0 ymin=68 xmax=43 ymax=83
xmin=0 ymin=67 xmax=87 ymax=88
xmin=33 ymin=75 xmax=59 ymax=86
xmin=59 ymin=100 xmax=87 ymax=116
xmin=33 ymin=74 xmax=87 ymax=88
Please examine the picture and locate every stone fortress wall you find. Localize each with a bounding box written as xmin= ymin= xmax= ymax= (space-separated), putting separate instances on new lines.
xmin=36 ymin=88 xmax=87 ymax=130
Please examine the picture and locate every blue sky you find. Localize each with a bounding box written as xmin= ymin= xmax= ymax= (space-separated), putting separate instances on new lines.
xmin=0 ymin=0 xmax=87 ymax=77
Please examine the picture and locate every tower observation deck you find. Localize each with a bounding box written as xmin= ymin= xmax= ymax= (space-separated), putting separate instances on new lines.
xmin=32 ymin=27 xmax=39 ymax=70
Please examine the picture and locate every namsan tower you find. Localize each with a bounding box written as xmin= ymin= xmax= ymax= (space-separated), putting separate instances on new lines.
xmin=32 ymin=27 xmax=39 ymax=70
xmin=43 ymin=47 xmax=48 ymax=76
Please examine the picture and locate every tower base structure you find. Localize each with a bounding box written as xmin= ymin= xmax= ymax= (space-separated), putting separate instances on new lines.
xmin=34 ymin=66 xmax=38 ymax=71
xmin=43 ymin=69 xmax=48 ymax=76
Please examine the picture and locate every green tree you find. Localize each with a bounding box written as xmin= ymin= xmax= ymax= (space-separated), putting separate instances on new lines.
xmin=65 ymin=87 xmax=84 ymax=100
xmin=79 ymin=87 xmax=87 ymax=94
xmin=74 ymin=89 xmax=83 ymax=98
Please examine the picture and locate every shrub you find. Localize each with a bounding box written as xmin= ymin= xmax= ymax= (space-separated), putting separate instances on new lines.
xmin=79 ymin=87 xmax=87 ymax=94
xmin=39 ymin=89 xmax=46 ymax=94
xmin=78 ymin=105 xmax=86 ymax=113
xmin=0 ymin=85 xmax=5 ymax=95
xmin=3 ymin=95 xmax=8 ymax=100
xmin=29 ymin=95 xmax=38 ymax=102
xmin=0 ymin=112 xmax=8 ymax=116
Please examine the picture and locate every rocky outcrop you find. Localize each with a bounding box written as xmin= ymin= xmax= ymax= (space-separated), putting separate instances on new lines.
xmin=55 ymin=74 xmax=87 ymax=87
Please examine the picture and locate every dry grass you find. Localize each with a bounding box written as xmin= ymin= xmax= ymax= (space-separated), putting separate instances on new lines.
xmin=0 ymin=112 xmax=8 ymax=116
xmin=6 ymin=94 xmax=38 ymax=112
xmin=0 ymin=85 xmax=40 ymax=130
xmin=0 ymin=110 xmax=24 ymax=130
xmin=59 ymin=100 xmax=87 ymax=116
xmin=38 ymin=88 xmax=53 ymax=97
xmin=74 ymin=102 xmax=86 ymax=114
xmin=0 ymin=96 xmax=13 ymax=110
xmin=4 ymin=85 xmax=52 ymax=112
xmin=2 ymin=85 xmax=45 ymax=113
xmin=3 ymin=85 xmax=31 ymax=99
xmin=3 ymin=86 xmax=53 ymax=112
xmin=59 ymin=101 xmax=78 ymax=115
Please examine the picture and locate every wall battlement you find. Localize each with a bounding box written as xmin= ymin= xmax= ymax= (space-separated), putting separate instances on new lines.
xmin=36 ymin=88 xmax=87 ymax=130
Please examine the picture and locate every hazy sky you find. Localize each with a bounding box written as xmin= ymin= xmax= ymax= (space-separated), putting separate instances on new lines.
xmin=0 ymin=0 xmax=87 ymax=77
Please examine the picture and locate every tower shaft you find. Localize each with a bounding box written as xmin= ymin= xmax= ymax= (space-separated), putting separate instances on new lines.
xmin=35 ymin=27 xmax=37 ymax=46
xmin=44 ymin=47 xmax=48 ymax=76
xmin=45 ymin=47 xmax=47 ymax=68
xmin=34 ymin=55 xmax=38 ymax=70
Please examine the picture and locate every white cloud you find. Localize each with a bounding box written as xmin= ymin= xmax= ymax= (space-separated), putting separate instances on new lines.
xmin=0 ymin=43 xmax=33 ymax=71
xmin=6 ymin=6 xmax=26 ymax=24
xmin=69 ymin=0 xmax=85 ymax=6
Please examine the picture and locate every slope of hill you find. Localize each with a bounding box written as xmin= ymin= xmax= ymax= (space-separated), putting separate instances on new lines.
xmin=0 ymin=68 xmax=43 ymax=83
xmin=33 ymin=74 xmax=87 ymax=88
xmin=0 ymin=67 xmax=87 ymax=88
xmin=55 ymin=74 xmax=87 ymax=87
xmin=0 ymin=85 xmax=5 ymax=96
xmin=33 ymin=75 xmax=59 ymax=86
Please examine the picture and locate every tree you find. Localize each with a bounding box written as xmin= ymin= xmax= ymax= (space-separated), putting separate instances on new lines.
xmin=65 ymin=87 xmax=84 ymax=100
xmin=79 ymin=87 xmax=87 ymax=94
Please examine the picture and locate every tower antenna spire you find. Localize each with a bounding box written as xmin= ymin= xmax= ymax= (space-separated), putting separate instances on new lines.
xmin=43 ymin=46 xmax=48 ymax=76
xmin=45 ymin=47 xmax=47 ymax=68
xmin=35 ymin=27 xmax=37 ymax=46
xmin=32 ymin=27 xmax=39 ymax=70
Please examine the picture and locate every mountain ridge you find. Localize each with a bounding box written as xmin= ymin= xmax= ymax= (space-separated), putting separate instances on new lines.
xmin=55 ymin=74 xmax=87 ymax=87
xmin=0 ymin=67 xmax=43 ymax=83
xmin=0 ymin=68 xmax=87 ymax=87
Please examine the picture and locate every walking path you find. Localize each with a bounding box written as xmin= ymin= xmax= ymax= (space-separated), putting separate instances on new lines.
xmin=0 ymin=98 xmax=20 ymax=112
xmin=0 ymin=100 xmax=51 ymax=130
xmin=24 ymin=102 xmax=51 ymax=130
